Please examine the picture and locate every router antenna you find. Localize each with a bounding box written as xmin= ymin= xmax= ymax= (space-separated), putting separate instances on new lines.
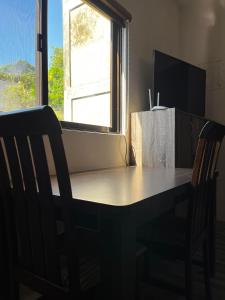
xmin=148 ymin=89 xmax=152 ymax=110
xmin=157 ymin=92 xmax=160 ymax=107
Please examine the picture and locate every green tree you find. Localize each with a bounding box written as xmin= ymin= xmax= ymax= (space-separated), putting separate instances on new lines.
xmin=2 ymin=71 xmax=36 ymax=110
xmin=48 ymin=47 xmax=64 ymax=120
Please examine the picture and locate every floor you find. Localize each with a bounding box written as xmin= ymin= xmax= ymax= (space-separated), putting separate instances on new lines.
xmin=139 ymin=221 xmax=225 ymax=299
xmin=21 ymin=222 xmax=225 ymax=300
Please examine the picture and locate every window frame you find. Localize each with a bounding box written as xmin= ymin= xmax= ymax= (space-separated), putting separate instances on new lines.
xmin=38 ymin=0 xmax=130 ymax=133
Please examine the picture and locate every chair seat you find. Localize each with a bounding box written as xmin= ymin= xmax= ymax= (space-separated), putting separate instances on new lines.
xmin=137 ymin=214 xmax=187 ymax=260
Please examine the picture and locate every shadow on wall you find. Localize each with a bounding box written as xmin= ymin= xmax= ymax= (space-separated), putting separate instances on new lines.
xmin=206 ymin=0 xmax=225 ymax=124
xmin=179 ymin=0 xmax=216 ymax=65
xmin=131 ymin=58 xmax=152 ymax=113
xmin=206 ymin=0 xmax=225 ymax=221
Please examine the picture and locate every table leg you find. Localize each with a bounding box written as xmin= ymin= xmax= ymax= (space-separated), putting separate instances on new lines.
xmin=99 ymin=210 xmax=136 ymax=300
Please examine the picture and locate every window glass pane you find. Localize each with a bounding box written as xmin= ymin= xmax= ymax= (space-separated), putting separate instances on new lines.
xmin=68 ymin=2 xmax=111 ymax=127
xmin=48 ymin=0 xmax=64 ymax=120
xmin=0 ymin=0 xmax=37 ymax=111
xmin=72 ymin=93 xmax=110 ymax=126
xmin=49 ymin=0 xmax=112 ymax=127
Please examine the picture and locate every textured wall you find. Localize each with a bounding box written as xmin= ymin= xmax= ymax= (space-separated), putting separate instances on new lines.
xmin=131 ymin=109 xmax=175 ymax=168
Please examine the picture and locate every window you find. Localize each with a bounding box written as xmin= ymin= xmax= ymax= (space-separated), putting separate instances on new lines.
xmin=0 ymin=0 xmax=38 ymax=111
xmin=0 ymin=0 xmax=131 ymax=133
xmin=44 ymin=0 xmax=131 ymax=132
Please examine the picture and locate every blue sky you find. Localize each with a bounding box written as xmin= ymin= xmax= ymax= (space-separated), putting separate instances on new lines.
xmin=0 ymin=0 xmax=63 ymax=67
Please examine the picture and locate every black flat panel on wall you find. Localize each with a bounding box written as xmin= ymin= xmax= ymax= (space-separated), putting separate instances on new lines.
xmin=152 ymin=50 xmax=206 ymax=117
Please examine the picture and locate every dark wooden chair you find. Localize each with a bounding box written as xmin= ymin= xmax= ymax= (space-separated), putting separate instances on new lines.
xmin=0 ymin=106 xmax=99 ymax=300
xmin=138 ymin=120 xmax=225 ymax=300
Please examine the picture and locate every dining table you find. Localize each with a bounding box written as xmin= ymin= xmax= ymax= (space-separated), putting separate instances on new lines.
xmin=51 ymin=166 xmax=192 ymax=300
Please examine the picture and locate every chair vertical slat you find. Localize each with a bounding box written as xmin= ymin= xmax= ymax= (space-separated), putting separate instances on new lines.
xmin=0 ymin=140 xmax=18 ymax=300
xmin=3 ymin=136 xmax=32 ymax=269
xmin=210 ymin=142 xmax=221 ymax=179
xmin=29 ymin=134 xmax=61 ymax=284
xmin=198 ymin=143 xmax=207 ymax=184
xmin=206 ymin=142 xmax=216 ymax=181
xmin=192 ymin=139 xmax=205 ymax=187
xmin=0 ymin=139 xmax=11 ymax=191
xmin=15 ymin=136 xmax=45 ymax=276
xmin=49 ymin=134 xmax=81 ymax=297
xmin=201 ymin=141 xmax=214 ymax=183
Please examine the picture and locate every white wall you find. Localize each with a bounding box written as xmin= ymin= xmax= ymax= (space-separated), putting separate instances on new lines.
xmin=120 ymin=0 xmax=180 ymax=112
xmin=179 ymin=0 xmax=225 ymax=221
xmin=61 ymin=129 xmax=128 ymax=173
xmin=61 ymin=0 xmax=180 ymax=173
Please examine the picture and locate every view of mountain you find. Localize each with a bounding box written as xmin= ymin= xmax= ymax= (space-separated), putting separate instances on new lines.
xmin=0 ymin=49 xmax=63 ymax=117
xmin=0 ymin=60 xmax=35 ymax=75
xmin=0 ymin=60 xmax=35 ymax=111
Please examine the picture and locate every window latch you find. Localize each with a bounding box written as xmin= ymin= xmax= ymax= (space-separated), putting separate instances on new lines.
xmin=37 ymin=33 xmax=43 ymax=52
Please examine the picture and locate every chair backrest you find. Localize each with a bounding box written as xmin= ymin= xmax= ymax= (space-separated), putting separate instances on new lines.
xmin=189 ymin=120 xmax=225 ymax=243
xmin=0 ymin=106 xmax=80 ymax=298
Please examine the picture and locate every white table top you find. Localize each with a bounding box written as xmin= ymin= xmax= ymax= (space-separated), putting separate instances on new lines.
xmin=52 ymin=166 xmax=192 ymax=207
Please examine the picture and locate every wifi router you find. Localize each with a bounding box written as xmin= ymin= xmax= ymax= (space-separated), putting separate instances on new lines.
xmin=148 ymin=89 xmax=168 ymax=111
xmin=151 ymin=105 xmax=167 ymax=111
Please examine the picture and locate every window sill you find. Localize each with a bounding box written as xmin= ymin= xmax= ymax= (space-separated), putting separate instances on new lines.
xmin=60 ymin=121 xmax=121 ymax=135
xmin=62 ymin=127 xmax=124 ymax=137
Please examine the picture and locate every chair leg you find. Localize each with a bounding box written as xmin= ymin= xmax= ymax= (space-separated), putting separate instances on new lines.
xmin=185 ymin=255 xmax=193 ymax=300
xmin=143 ymin=251 xmax=149 ymax=280
xmin=203 ymin=240 xmax=212 ymax=300
xmin=135 ymin=251 xmax=149 ymax=300
xmin=209 ymin=219 xmax=216 ymax=277
xmin=8 ymin=262 xmax=19 ymax=300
